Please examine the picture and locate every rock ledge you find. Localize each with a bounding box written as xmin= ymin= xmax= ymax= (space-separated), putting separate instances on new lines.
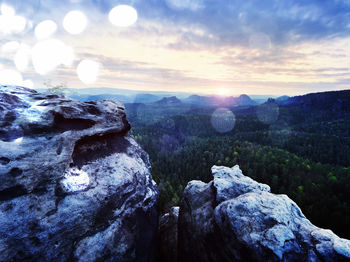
xmin=0 ymin=86 xmax=158 ymax=262
xmin=161 ymin=165 xmax=350 ymax=262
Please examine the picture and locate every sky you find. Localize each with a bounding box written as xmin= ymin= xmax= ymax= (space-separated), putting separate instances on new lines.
xmin=1 ymin=0 xmax=350 ymax=96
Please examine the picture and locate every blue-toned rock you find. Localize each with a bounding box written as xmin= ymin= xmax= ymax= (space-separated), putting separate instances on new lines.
xmin=0 ymin=86 xmax=158 ymax=262
xmin=175 ymin=165 xmax=350 ymax=262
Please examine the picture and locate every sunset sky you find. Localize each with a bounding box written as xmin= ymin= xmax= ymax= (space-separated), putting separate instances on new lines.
xmin=1 ymin=0 xmax=350 ymax=95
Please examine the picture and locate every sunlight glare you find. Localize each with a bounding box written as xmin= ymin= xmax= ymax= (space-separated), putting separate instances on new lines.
xmin=77 ymin=59 xmax=101 ymax=84
xmin=32 ymin=39 xmax=74 ymax=75
xmin=61 ymin=167 xmax=90 ymax=192
xmin=218 ymin=88 xmax=230 ymax=96
xmin=35 ymin=20 xmax=57 ymax=39
xmin=13 ymin=137 xmax=23 ymax=143
xmin=109 ymin=5 xmax=138 ymax=27
xmin=63 ymin=10 xmax=87 ymax=35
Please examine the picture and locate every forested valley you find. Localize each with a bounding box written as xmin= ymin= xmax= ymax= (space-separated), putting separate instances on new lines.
xmin=126 ymin=91 xmax=350 ymax=239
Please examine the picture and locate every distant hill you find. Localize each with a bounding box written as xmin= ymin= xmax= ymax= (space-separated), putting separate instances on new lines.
xmin=133 ymin=94 xmax=160 ymax=103
xmin=275 ymin=95 xmax=290 ymax=103
xmin=40 ymin=87 xmax=350 ymax=117
xmin=51 ymin=87 xmax=192 ymax=99
xmin=236 ymin=94 xmax=257 ymax=106
xmin=155 ymin=96 xmax=182 ymax=105
xmin=184 ymin=95 xmax=206 ymax=105
xmin=282 ymin=90 xmax=350 ymax=108
xmin=69 ymin=93 xmax=132 ymax=104
xmin=184 ymin=94 xmax=256 ymax=107
xmin=277 ymin=90 xmax=350 ymax=122
xmin=125 ymin=96 xmax=190 ymax=125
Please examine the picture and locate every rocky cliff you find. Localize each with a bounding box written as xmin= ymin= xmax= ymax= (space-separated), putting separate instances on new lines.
xmin=0 ymin=86 xmax=159 ymax=261
xmin=160 ymin=165 xmax=350 ymax=262
xmin=2 ymin=85 xmax=350 ymax=262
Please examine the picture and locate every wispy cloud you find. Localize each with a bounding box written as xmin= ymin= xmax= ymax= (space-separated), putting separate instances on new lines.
xmin=1 ymin=0 xmax=350 ymax=95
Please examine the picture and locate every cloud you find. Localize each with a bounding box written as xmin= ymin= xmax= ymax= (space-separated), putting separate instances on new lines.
xmin=7 ymin=0 xmax=350 ymax=46
xmin=76 ymin=52 xmax=204 ymax=86
xmin=8 ymin=0 xmax=350 ymax=48
xmin=1 ymin=0 xmax=350 ymax=95
xmin=130 ymin=0 xmax=350 ymax=49
xmin=165 ymin=0 xmax=204 ymax=11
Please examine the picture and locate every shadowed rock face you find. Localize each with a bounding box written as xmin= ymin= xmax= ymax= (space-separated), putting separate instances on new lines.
xmin=158 ymin=207 xmax=179 ymax=262
xmin=162 ymin=165 xmax=350 ymax=262
xmin=0 ymin=86 xmax=159 ymax=262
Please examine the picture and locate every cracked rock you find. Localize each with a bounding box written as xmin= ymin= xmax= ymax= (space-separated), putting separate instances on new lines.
xmin=171 ymin=165 xmax=350 ymax=262
xmin=0 ymin=86 xmax=158 ymax=262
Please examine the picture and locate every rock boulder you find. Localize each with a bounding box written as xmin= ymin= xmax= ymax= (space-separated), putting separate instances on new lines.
xmin=158 ymin=206 xmax=179 ymax=262
xmin=0 ymin=86 xmax=159 ymax=261
xmin=173 ymin=165 xmax=350 ymax=261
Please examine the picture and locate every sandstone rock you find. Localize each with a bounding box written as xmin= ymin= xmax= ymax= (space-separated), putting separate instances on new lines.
xmin=212 ymin=165 xmax=270 ymax=202
xmin=175 ymin=165 xmax=350 ymax=262
xmin=158 ymin=206 xmax=179 ymax=262
xmin=0 ymin=86 xmax=158 ymax=261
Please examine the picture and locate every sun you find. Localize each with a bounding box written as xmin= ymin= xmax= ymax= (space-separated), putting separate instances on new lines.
xmin=218 ymin=88 xmax=231 ymax=97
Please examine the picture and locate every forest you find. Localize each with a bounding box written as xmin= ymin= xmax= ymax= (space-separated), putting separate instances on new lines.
xmin=126 ymin=92 xmax=350 ymax=239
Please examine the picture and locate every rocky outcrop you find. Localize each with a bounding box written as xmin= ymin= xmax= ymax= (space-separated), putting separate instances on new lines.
xmin=0 ymin=86 xmax=159 ymax=261
xmin=163 ymin=165 xmax=350 ymax=261
xmin=158 ymin=206 xmax=179 ymax=262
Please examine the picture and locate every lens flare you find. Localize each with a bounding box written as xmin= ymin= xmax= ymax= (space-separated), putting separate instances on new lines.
xmin=35 ymin=20 xmax=57 ymax=39
xmin=63 ymin=10 xmax=87 ymax=35
xmin=211 ymin=108 xmax=236 ymax=133
xmin=32 ymin=39 xmax=74 ymax=75
xmin=269 ymin=120 xmax=291 ymax=146
xmin=77 ymin=59 xmax=101 ymax=84
xmin=14 ymin=44 xmax=31 ymax=71
xmin=256 ymin=101 xmax=279 ymax=124
xmin=0 ymin=69 xmax=23 ymax=85
xmin=0 ymin=4 xmax=27 ymax=35
xmin=109 ymin=5 xmax=138 ymax=27
xmin=2 ymin=41 xmax=20 ymax=53
xmin=0 ymin=3 xmax=15 ymax=16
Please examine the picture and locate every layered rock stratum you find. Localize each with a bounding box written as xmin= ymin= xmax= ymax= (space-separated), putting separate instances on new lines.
xmin=0 ymin=86 xmax=158 ymax=261
xmin=161 ymin=165 xmax=350 ymax=262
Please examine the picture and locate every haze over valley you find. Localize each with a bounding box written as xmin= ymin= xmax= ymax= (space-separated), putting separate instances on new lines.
xmin=1 ymin=0 xmax=350 ymax=261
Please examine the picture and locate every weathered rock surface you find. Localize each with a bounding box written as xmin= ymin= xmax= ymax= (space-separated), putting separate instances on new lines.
xmin=0 ymin=86 xmax=159 ymax=261
xmin=158 ymin=206 xmax=179 ymax=262
xmin=168 ymin=165 xmax=350 ymax=262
